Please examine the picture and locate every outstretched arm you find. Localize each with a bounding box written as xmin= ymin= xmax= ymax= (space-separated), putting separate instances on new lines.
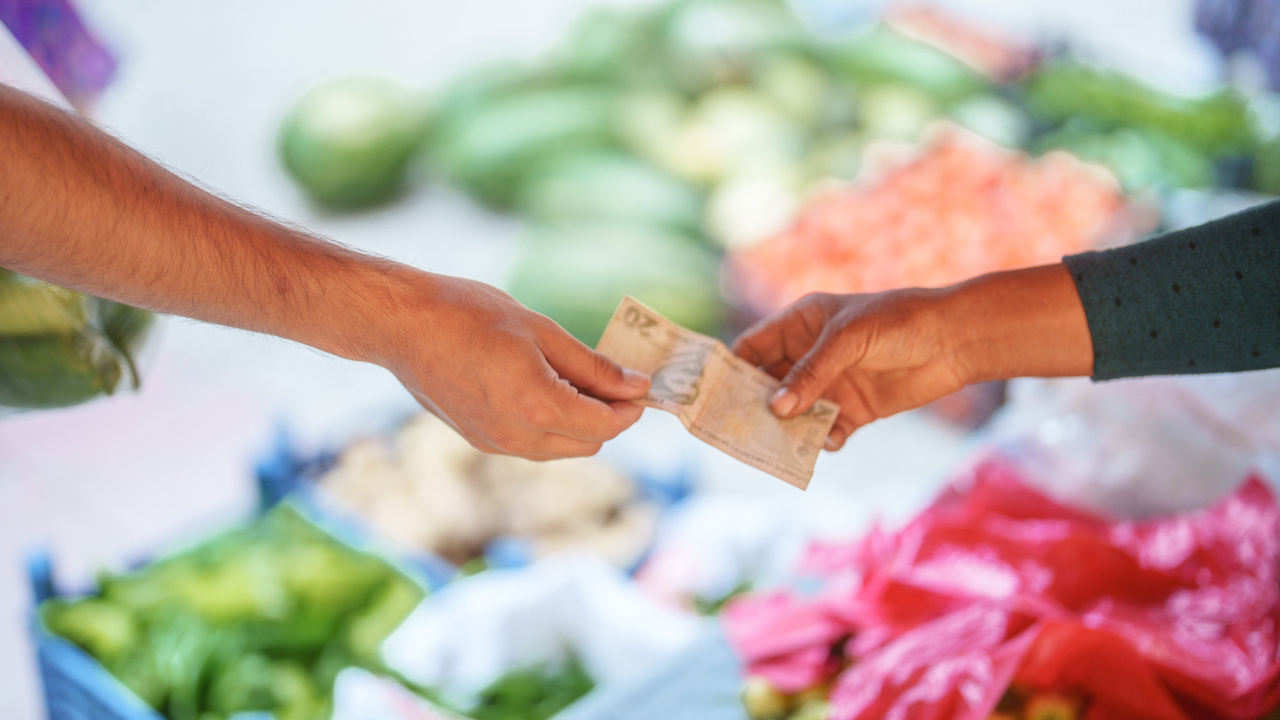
xmin=0 ymin=84 xmax=649 ymax=458
xmin=735 ymin=198 xmax=1280 ymax=450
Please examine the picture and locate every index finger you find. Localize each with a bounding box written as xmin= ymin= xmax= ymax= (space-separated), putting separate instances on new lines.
xmin=536 ymin=363 xmax=646 ymax=442
xmin=732 ymin=313 xmax=795 ymax=369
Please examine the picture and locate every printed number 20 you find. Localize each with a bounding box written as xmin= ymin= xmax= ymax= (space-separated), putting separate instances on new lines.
xmin=623 ymin=307 xmax=658 ymax=337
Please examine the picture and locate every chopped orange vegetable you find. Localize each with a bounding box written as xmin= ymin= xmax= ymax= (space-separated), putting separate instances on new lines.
xmin=729 ymin=130 xmax=1129 ymax=314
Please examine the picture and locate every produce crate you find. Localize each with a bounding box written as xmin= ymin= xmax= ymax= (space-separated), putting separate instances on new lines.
xmin=28 ymin=499 xmax=445 ymax=720
xmin=255 ymin=430 xmax=458 ymax=588
xmin=254 ymin=427 xmax=694 ymax=575
xmin=30 ymin=552 xmax=165 ymax=720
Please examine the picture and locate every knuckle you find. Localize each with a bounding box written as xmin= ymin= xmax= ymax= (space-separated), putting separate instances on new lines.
xmin=800 ymin=292 xmax=831 ymax=308
xmin=484 ymin=427 xmax=524 ymax=455
xmin=521 ymin=397 xmax=560 ymax=430
xmin=788 ymin=359 xmax=825 ymax=388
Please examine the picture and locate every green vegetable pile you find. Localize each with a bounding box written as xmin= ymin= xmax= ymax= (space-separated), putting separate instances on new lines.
xmin=41 ymin=504 xmax=425 ymax=720
xmin=279 ymin=0 xmax=1273 ymax=344
xmin=468 ymin=656 xmax=595 ymax=720
xmin=0 ymin=268 xmax=152 ymax=410
xmin=1024 ymin=63 xmax=1256 ymax=191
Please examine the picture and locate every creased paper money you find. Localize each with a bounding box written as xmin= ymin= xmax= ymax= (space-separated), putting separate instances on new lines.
xmin=596 ymin=297 xmax=839 ymax=489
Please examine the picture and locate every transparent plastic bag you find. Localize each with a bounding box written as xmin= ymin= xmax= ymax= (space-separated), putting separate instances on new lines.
xmin=0 ymin=268 xmax=153 ymax=409
xmin=983 ymin=373 xmax=1280 ymax=517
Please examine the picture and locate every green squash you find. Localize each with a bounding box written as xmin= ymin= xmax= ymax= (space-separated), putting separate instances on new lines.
xmin=279 ymin=75 xmax=429 ymax=210
xmin=508 ymin=223 xmax=723 ymax=346
xmin=428 ymin=86 xmax=621 ymax=209
xmin=515 ymin=151 xmax=703 ymax=233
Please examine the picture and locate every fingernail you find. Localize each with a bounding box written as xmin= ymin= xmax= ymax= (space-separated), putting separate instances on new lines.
xmin=623 ymin=369 xmax=650 ymax=390
xmin=770 ymin=387 xmax=798 ymax=416
xmin=824 ymin=436 xmax=839 ymax=451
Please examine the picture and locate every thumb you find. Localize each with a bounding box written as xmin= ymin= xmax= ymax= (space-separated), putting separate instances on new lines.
xmin=768 ymin=332 xmax=845 ymax=418
xmin=539 ymin=324 xmax=651 ymax=401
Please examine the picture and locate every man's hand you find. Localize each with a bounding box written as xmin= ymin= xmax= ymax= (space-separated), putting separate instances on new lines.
xmin=732 ymin=264 xmax=1094 ymax=450
xmin=370 ymin=273 xmax=650 ymax=459
xmin=0 ymin=84 xmax=650 ymax=458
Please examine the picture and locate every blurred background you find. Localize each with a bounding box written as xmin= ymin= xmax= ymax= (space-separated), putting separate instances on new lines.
xmin=3 ymin=0 xmax=1280 ymax=719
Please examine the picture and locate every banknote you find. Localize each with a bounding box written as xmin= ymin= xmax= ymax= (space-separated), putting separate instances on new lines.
xmin=596 ymin=296 xmax=839 ymax=490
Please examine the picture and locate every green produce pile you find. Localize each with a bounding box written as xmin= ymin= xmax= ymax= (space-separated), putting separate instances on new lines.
xmin=1025 ymin=62 xmax=1257 ymax=191
xmin=0 ymin=268 xmax=152 ymax=410
xmin=468 ymin=656 xmax=595 ymax=720
xmin=41 ymin=504 xmax=426 ymax=720
xmin=279 ymin=0 xmax=1273 ymax=344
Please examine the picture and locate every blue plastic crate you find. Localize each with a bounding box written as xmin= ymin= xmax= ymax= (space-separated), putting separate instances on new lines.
xmin=29 ymin=499 xmax=448 ymax=720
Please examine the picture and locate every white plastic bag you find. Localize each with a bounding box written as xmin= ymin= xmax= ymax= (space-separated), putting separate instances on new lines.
xmin=381 ymin=553 xmax=701 ymax=707
xmin=985 ymin=371 xmax=1280 ymax=517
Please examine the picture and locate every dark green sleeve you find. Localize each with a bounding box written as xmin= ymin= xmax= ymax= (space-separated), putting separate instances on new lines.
xmin=1063 ymin=199 xmax=1280 ymax=380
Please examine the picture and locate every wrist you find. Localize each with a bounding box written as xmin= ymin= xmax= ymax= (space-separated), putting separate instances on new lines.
xmin=937 ymin=264 xmax=1094 ymax=384
xmin=319 ymin=255 xmax=441 ymax=368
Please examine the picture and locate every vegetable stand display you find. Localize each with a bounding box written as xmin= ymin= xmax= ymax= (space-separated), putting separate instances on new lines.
xmin=276 ymin=0 xmax=1274 ymax=432
xmin=278 ymin=0 xmax=1268 ymax=347
xmin=30 ymin=501 xmax=444 ymax=720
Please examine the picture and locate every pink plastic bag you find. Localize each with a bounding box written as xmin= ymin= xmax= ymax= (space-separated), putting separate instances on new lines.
xmin=724 ymin=459 xmax=1280 ymax=720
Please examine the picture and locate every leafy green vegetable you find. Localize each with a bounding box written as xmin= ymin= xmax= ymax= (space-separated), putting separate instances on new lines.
xmin=1034 ymin=121 xmax=1216 ymax=190
xmin=508 ymin=223 xmax=724 ymax=346
xmin=0 ymin=271 xmax=152 ymax=409
xmin=1253 ymin=135 xmax=1280 ymax=194
xmin=469 ymin=656 xmax=595 ymax=720
xmin=1025 ymin=62 xmax=1255 ymax=157
xmin=41 ymin=504 xmax=425 ymax=720
xmin=0 ymin=331 xmax=123 ymax=408
xmin=279 ymin=75 xmax=429 ymax=209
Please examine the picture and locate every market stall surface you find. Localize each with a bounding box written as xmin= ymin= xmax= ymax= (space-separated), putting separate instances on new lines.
xmin=0 ymin=0 xmax=1212 ymax=718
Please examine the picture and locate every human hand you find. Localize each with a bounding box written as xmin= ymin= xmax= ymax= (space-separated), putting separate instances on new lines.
xmin=732 ymin=265 xmax=1092 ymax=450
xmin=733 ymin=290 xmax=963 ymax=451
xmin=366 ymin=272 xmax=651 ymax=459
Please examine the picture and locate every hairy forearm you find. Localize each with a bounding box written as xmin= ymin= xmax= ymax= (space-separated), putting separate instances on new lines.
xmin=940 ymin=263 xmax=1095 ymax=383
xmin=0 ymin=83 xmax=417 ymax=364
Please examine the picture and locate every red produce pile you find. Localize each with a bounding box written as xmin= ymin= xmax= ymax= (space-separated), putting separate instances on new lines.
xmin=724 ymin=460 xmax=1280 ymax=720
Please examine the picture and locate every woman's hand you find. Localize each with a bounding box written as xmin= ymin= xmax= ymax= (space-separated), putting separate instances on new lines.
xmin=732 ymin=264 xmax=1093 ymax=450
xmin=368 ymin=273 xmax=651 ymax=460
xmin=733 ymin=290 xmax=963 ymax=451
